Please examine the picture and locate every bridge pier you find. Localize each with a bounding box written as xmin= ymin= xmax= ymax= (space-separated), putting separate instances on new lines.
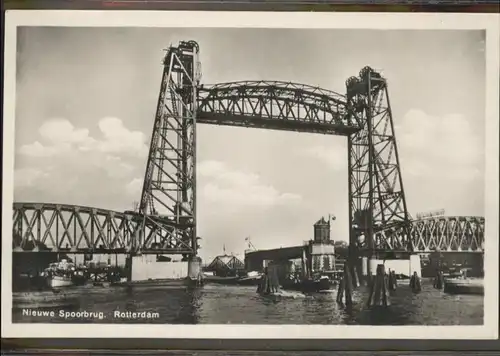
xmin=409 ymin=254 xmax=422 ymax=277
xmin=187 ymin=256 xmax=202 ymax=281
xmin=361 ymin=256 xmax=368 ymax=282
xmin=356 ymin=253 xmax=422 ymax=284
xmin=126 ymin=255 xmax=190 ymax=282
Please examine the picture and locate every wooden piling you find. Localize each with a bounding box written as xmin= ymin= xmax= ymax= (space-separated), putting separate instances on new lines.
xmin=336 ymin=261 xmax=353 ymax=306
xmin=351 ymin=264 xmax=360 ymax=288
xmin=367 ymin=264 xmax=390 ymax=307
xmin=388 ymin=270 xmax=397 ymax=291
xmin=433 ymin=270 xmax=443 ymax=290
xmin=257 ymin=265 xmax=280 ymax=295
xmin=410 ymin=271 xmax=422 ymax=293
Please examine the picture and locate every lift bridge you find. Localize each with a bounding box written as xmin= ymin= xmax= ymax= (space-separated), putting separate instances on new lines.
xmin=12 ymin=40 xmax=485 ymax=259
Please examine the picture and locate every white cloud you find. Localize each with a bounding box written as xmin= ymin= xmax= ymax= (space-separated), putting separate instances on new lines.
xmin=198 ymin=160 xmax=301 ymax=207
xmin=15 ymin=118 xmax=149 ymax=209
xmin=97 ymin=117 xmax=148 ymax=157
xmin=19 ymin=117 xmax=148 ymax=159
xmin=14 ymin=168 xmax=49 ymax=188
xmin=39 ymin=119 xmax=95 ymax=146
xmin=19 ymin=141 xmax=58 ymax=157
xmin=105 ymin=156 xmax=136 ymax=179
xmin=126 ymin=178 xmax=143 ymax=197
xmin=301 ymin=144 xmax=347 ymax=170
xmin=398 ymin=109 xmax=483 ymax=180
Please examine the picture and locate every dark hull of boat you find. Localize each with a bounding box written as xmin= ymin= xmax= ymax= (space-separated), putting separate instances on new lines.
xmin=236 ymin=277 xmax=261 ymax=286
xmin=203 ymin=276 xmax=240 ymax=285
xmin=282 ymin=279 xmax=336 ymax=293
xmin=444 ymin=280 xmax=484 ymax=295
xmin=112 ymin=278 xmax=202 ymax=288
xmin=203 ymin=275 xmax=261 ymax=286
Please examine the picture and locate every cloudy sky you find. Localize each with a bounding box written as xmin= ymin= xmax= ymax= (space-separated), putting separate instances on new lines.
xmin=13 ymin=27 xmax=485 ymax=261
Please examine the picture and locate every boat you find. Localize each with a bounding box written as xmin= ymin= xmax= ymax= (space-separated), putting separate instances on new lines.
xmin=202 ymin=275 xmax=240 ymax=285
xmin=47 ymin=275 xmax=74 ymax=288
xmin=282 ymin=275 xmax=337 ymax=293
xmin=236 ymin=271 xmax=262 ymax=286
xmin=394 ymin=274 xmax=411 ymax=285
xmin=444 ymin=278 xmax=484 ymax=295
xmin=43 ymin=259 xmax=86 ymax=289
xmin=112 ymin=276 xmax=203 ymax=288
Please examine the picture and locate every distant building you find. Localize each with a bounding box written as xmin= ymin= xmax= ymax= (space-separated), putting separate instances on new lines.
xmin=205 ymin=254 xmax=245 ymax=277
xmin=309 ymin=217 xmax=336 ymax=273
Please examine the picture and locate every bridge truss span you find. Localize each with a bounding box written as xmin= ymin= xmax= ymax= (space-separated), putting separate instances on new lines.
xmin=197 ymin=80 xmax=359 ymax=135
xmin=12 ymin=202 xmax=193 ymax=254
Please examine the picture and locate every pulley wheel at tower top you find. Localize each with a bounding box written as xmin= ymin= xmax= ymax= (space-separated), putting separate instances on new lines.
xmin=345 ymin=76 xmax=360 ymax=94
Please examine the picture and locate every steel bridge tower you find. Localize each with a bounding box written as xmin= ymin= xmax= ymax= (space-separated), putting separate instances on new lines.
xmin=346 ymin=67 xmax=411 ymax=259
xmin=140 ymin=40 xmax=201 ymax=258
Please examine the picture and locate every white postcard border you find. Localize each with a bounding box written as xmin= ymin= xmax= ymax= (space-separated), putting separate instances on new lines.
xmin=2 ymin=10 xmax=499 ymax=340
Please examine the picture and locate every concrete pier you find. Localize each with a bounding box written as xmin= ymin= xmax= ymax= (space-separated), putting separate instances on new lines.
xmin=409 ymin=254 xmax=422 ymax=277
xmin=188 ymin=257 xmax=203 ymax=281
xmin=363 ymin=254 xmax=422 ymax=278
xmin=130 ymin=255 xmax=189 ymax=281
xmin=361 ymin=257 xmax=368 ymax=280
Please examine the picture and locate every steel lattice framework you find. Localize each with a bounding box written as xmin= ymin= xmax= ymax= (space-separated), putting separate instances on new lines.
xmin=12 ymin=40 xmax=485 ymax=256
xmin=197 ymin=81 xmax=359 ymax=135
xmin=411 ymin=216 xmax=484 ymax=253
xmin=12 ymin=202 xmax=485 ymax=254
xmin=139 ymin=40 xmax=201 ymax=257
xmin=12 ymin=203 xmax=193 ymax=254
xmin=346 ymin=67 xmax=411 ymax=254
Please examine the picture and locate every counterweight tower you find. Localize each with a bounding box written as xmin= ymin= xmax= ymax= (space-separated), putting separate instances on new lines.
xmin=140 ymin=40 xmax=201 ymax=257
xmin=346 ymin=66 xmax=411 ymax=256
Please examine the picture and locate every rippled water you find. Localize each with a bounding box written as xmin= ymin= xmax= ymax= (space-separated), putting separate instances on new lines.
xmin=13 ymin=280 xmax=483 ymax=325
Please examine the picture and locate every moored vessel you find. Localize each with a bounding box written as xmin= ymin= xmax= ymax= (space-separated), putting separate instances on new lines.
xmin=444 ymin=278 xmax=484 ymax=295
xmin=43 ymin=259 xmax=85 ymax=289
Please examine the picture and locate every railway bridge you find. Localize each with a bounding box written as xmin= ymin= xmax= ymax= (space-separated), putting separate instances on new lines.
xmin=12 ymin=40 xmax=485 ymax=279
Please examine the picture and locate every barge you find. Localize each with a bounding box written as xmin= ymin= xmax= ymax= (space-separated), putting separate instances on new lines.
xmin=444 ymin=278 xmax=484 ymax=295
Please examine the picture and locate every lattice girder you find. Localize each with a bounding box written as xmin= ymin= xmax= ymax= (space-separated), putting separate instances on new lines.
xmin=411 ymin=216 xmax=484 ymax=252
xmin=12 ymin=203 xmax=194 ymax=254
xmin=197 ymin=81 xmax=360 ymax=135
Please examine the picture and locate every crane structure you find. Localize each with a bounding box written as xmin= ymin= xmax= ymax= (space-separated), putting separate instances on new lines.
xmin=12 ymin=40 xmax=484 ymax=258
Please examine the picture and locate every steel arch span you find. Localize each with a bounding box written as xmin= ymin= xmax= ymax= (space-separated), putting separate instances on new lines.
xmin=197 ymin=81 xmax=359 ymax=135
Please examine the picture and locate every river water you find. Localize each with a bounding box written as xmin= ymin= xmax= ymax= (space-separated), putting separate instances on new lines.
xmin=12 ymin=280 xmax=483 ymax=325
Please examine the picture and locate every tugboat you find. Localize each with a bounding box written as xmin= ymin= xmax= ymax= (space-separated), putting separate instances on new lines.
xmin=282 ymin=273 xmax=337 ymax=293
xmin=237 ymin=271 xmax=262 ymax=286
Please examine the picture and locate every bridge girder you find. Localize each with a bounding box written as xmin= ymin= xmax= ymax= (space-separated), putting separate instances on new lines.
xmin=410 ymin=216 xmax=485 ymax=253
xmin=12 ymin=202 xmax=485 ymax=255
xmin=12 ymin=202 xmax=194 ymax=254
xmin=197 ymin=81 xmax=360 ymax=135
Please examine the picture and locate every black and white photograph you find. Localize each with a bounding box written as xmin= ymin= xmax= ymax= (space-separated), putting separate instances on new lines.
xmin=2 ymin=11 xmax=498 ymax=339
